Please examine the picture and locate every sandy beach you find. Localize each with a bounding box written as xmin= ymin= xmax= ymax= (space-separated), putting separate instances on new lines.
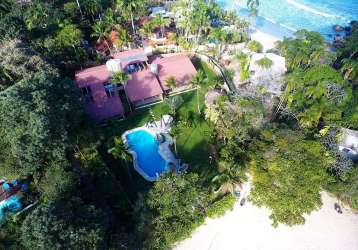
xmin=175 ymin=192 xmax=358 ymax=250
xmin=250 ymin=29 xmax=282 ymax=51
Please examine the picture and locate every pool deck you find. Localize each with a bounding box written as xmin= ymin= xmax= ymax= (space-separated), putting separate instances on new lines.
xmin=122 ymin=126 xmax=179 ymax=181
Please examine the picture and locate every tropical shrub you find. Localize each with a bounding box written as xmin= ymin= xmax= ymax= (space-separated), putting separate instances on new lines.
xmin=235 ymin=52 xmax=251 ymax=81
xmin=248 ymin=40 xmax=263 ymax=53
xmin=255 ymin=56 xmax=273 ymax=69
xmin=207 ymin=195 xmax=236 ymax=218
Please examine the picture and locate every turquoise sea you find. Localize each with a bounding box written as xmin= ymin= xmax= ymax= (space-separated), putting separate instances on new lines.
xmin=217 ymin=0 xmax=358 ymax=39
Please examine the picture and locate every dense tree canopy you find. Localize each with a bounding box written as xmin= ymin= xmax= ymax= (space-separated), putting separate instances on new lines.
xmin=138 ymin=173 xmax=207 ymax=250
xmin=0 ymin=39 xmax=57 ymax=90
xmin=277 ymin=30 xmax=333 ymax=71
xmin=283 ymin=65 xmax=352 ymax=129
xmin=0 ymin=72 xmax=81 ymax=177
xmin=249 ymin=128 xmax=333 ymax=226
xmin=21 ymin=198 xmax=108 ymax=250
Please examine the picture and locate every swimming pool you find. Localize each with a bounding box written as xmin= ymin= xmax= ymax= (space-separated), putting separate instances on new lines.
xmin=217 ymin=0 xmax=358 ymax=40
xmin=0 ymin=195 xmax=21 ymax=222
xmin=123 ymin=128 xmax=169 ymax=181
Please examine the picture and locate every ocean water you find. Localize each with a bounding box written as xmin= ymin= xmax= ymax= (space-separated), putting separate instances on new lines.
xmin=217 ymin=0 xmax=358 ymax=39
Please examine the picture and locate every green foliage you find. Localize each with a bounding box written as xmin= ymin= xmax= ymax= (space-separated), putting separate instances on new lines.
xmin=0 ymin=39 xmax=57 ymax=90
xmin=0 ymin=72 xmax=82 ymax=176
xmin=255 ymin=56 xmax=273 ymax=69
xmin=249 ymin=128 xmax=333 ymax=226
xmin=38 ymin=161 xmax=75 ymax=202
xmin=207 ymin=195 xmax=236 ymax=218
xmin=138 ymin=173 xmax=207 ymax=250
xmin=21 ymin=199 xmax=108 ymax=250
xmin=235 ymin=52 xmax=251 ymax=81
xmin=215 ymin=97 xmax=266 ymax=142
xmin=283 ymin=65 xmax=352 ymax=129
xmin=165 ymin=75 xmax=177 ymax=89
xmin=325 ymin=167 xmax=358 ymax=211
xmin=56 ymin=23 xmax=83 ymax=48
xmin=24 ymin=2 xmax=52 ymax=31
xmin=248 ymin=40 xmax=263 ymax=53
xmin=110 ymin=71 xmax=130 ymax=86
xmin=209 ymin=97 xmax=265 ymax=196
xmin=164 ymin=95 xmax=184 ymax=115
xmin=0 ymin=6 xmax=25 ymax=40
xmin=277 ymin=30 xmax=331 ymax=71
xmin=342 ymin=89 xmax=358 ymax=129
xmin=336 ymin=25 xmax=358 ymax=83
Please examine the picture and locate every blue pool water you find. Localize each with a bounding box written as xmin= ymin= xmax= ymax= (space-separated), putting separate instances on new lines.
xmin=0 ymin=195 xmax=21 ymax=222
xmin=125 ymin=129 xmax=167 ymax=180
xmin=217 ymin=0 xmax=358 ymax=40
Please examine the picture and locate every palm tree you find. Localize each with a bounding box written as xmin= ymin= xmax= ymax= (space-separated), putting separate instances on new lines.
xmin=0 ymin=0 xmax=12 ymax=15
xmin=247 ymin=0 xmax=259 ymax=16
xmin=341 ymin=58 xmax=358 ymax=81
xmin=168 ymin=32 xmax=181 ymax=52
xmin=191 ymin=0 xmax=211 ymax=48
xmin=110 ymin=71 xmax=132 ymax=112
xmin=82 ymin=0 xmax=102 ymax=21
xmin=110 ymin=71 xmax=130 ymax=89
xmin=74 ymin=0 xmax=83 ymax=18
xmin=116 ymin=0 xmax=144 ymax=35
xmin=153 ymin=13 xmax=171 ymax=38
xmin=139 ymin=22 xmax=154 ymax=39
xmin=108 ymin=137 xmax=132 ymax=180
xmin=164 ymin=95 xmax=184 ymax=116
xmin=209 ymin=28 xmax=230 ymax=59
xmin=91 ymin=20 xmax=111 ymax=54
xmin=190 ymin=70 xmax=207 ymax=114
xmin=165 ymin=76 xmax=177 ymax=90
xmin=211 ymin=161 xmax=241 ymax=196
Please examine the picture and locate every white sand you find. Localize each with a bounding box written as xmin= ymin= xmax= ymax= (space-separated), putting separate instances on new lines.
xmin=250 ymin=29 xmax=282 ymax=52
xmin=175 ymin=192 xmax=358 ymax=250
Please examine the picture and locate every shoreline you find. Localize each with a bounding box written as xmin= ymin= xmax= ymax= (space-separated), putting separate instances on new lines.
xmin=249 ymin=29 xmax=283 ymax=51
xmin=175 ymin=192 xmax=358 ymax=250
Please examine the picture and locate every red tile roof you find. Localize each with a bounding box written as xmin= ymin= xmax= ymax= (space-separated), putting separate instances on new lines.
xmin=75 ymin=65 xmax=124 ymax=120
xmin=151 ymin=54 xmax=197 ymax=90
xmin=126 ymin=70 xmax=163 ymax=102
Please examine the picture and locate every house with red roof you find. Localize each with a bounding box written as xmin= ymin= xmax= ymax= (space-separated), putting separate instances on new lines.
xmin=151 ymin=54 xmax=197 ymax=94
xmin=75 ymin=49 xmax=197 ymax=121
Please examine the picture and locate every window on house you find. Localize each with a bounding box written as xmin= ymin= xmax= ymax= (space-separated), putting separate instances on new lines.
xmin=103 ymin=83 xmax=115 ymax=97
xmin=80 ymin=86 xmax=93 ymax=102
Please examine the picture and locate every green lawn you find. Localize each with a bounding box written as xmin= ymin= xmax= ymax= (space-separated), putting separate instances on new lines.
xmin=99 ymin=59 xmax=216 ymax=170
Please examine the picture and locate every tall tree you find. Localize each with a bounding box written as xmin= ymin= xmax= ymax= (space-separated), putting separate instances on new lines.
xmin=91 ymin=20 xmax=111 ymax=54
xmin=190 ymin=70 xmax=207 ymax=114
xmin=152 ymin=13 xmax=171 ymax=38
xmin=116 ymin=0 xmax=145 ymax=34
